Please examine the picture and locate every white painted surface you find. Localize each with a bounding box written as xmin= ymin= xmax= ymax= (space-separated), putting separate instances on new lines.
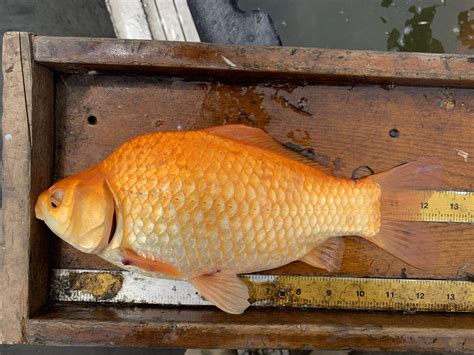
xmin=174 ymin=0 xmax=200 ymax=42
xmin=142 ymin=0 xmax=167 ymax=40
xmin=106 ymin=0 xmax=200 ymax=42
xmin=154 ymin=0 xmax=186 ymax=41
xmin=106 ymin=0 xmax=152 ymax=39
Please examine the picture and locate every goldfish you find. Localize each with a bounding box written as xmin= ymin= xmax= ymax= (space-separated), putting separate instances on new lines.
xmin=35 ymin=124 xmax=441 ymax=314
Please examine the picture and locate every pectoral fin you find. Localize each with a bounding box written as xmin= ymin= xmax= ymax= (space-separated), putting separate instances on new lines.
xmin=120 ymin=248 xmax=180 ymax=277
xmin=300 ymin=237 xmax=344 ymax=272
xmin=190 ymin=273 xmax=250 ymax=314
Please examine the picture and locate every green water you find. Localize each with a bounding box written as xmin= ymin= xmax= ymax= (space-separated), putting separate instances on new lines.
xmin=238 ymin=0 xmax=474 ymax=53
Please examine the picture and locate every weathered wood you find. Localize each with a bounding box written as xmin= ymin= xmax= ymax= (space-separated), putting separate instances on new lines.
xmin=2 ymin=31 xmax=32 ymax=344
xmin=2 ymin=31 xmax=30 ymax=344
xmin=22 ymin=34 xmax=55 ymax=317
xmin=0 ymin=207 xmax=3 ymax=343
xmin=105 ymin=0 xmax=153 ymax=40
xmin=52 ymin=74 xmax=474 ymax=280
xmin=1 ymin=32 xmax=54 ymax=344
xmin=28 ymin=303 xmax=474 ymax=351
xmin=33 ymin=36 xmax=474 ymax=87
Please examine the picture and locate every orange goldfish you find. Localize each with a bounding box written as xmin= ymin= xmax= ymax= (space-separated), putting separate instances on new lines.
xmin=35 ymin=125 xmax=441 ymax=314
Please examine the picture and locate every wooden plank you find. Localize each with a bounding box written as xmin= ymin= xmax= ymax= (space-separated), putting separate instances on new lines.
xmin=1 ymin=32 xmax=54 ymax=344
xmin=27 ymin=303 xmax=474 ymax=350
xmin=142 ymin=0 xmax=167 ymax=40
xmin=110 ymin=0 xmax=199 ymax=42
xmin=154 ymin=0 xmax=186 ymax=41
xmin=51 ymin=74 xmax=474 ymax=281
xmin=174 ymin=0 xmax=200 ymax=42
xmin=0 ymin=207 xmax=3 ymax=343
xmin=0 ymin=163 xmax=3 ymax=334
xmin=105 ymin=0 xmax=153 ymax=40
xmin=2 ymin=31 xmax=32 ymax=344
xmin=21 ymin=34 xmax=55 ymax=317
xmin=33 ymin=36 xmax=474 ymax=87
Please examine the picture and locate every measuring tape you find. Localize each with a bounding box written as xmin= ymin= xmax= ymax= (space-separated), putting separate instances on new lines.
xmin=245 ymin=275 xmax=474 ymax=312
xmin=384 ymin=190 xmax=474 ymax=223
xmin=51 ymin=269 xmax=474 ymax=312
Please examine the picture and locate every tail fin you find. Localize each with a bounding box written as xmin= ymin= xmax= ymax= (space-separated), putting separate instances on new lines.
xmin=365 ymin=158 xmax=443 ymax=270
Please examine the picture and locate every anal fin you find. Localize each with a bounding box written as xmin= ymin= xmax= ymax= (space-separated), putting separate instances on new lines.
xmin=190 ymin=273 xmax=250 ymax=314
xmin=300 ymin=237 xmax=344 ymax=272
xmin=120 ymin=248 xmax=180 ymax=277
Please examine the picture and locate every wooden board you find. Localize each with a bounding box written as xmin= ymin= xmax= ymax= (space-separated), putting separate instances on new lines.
xmin=1 ymin=32 xmax=54 ymax=344
xmin=27 ymin=303 xmax=474 ymax=351
xmin=51 ymin=74 xmax=474 ymax=280
xmin=32 ymin=36 xmax=474 ymax=86
xmin=3 ymin=33 xmax=474 ymax=349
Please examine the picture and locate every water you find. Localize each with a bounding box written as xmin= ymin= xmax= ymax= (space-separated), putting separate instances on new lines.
xmin=238 ymin=0 xmax=474 ymax=53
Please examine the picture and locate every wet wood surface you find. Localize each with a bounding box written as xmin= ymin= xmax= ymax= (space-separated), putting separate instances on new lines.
xmin=28 ymin=303 xmax=474 ymax=351
xmin=52 ymin=74 xmax=474 ymax=280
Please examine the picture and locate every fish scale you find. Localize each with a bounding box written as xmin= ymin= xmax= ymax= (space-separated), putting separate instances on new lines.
xmin=100 ymin=131 xmax=381 ymax=279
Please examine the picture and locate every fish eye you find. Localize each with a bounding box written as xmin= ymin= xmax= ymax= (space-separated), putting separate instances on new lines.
xmin=50 ymin=189 xmax=64 ymax=209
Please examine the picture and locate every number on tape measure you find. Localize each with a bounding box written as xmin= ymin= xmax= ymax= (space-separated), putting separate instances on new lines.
xmin=385 ymin=190 xmax=474 ymax=223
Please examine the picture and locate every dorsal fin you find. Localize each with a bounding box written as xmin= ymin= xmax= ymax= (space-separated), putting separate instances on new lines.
xmin=204 ymin=124 xmax=330 ymax=175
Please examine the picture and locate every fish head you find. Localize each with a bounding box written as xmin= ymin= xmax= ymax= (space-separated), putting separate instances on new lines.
xmin=35 ymin=167 xmax=115 ymax=254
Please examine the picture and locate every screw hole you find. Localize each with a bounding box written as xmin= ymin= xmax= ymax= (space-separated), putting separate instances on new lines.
xmin=87 ymin=115 xmax=97 ymax=125
xmin=389 ymin=128 xmax=400 ymax=138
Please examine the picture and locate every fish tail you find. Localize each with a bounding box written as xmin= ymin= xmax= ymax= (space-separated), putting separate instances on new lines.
xmin=365 ymin=158 xmax=444 ymax=270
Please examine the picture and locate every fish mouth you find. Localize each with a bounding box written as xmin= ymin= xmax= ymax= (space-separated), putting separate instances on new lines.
xmin=35 ymin=203 xmax=45 ymax=220
xmin=35 ymin=193 xmax=46 ymax=220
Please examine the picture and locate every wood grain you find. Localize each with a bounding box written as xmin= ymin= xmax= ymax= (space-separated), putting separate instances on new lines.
xmin=0 ymin=207 xmax=3 ymax=343
xmin=1 ymin=32 xmax=54 ymax=344
xmin=32 ymin=36 xmax=474 ymax=87
xmin=28 ymin=303 xmax=474 ymax=351
xmin=52 ymin=74 xmax=474 ymax=280
xmin=2 ymin=31 xmax=31 ymax=344
xmin=22 ymin=34 xmax=55 ymax=316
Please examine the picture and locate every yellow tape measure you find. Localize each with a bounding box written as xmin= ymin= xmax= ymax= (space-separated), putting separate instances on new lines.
xmin=243 ymin=275 xmax=474 ymax=312
xmin=384 ymin=190 xmax=474 ymax=223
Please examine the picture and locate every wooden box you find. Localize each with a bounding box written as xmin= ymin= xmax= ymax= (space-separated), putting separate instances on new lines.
xmin=2 ymin=32 xmax=474 ymax=350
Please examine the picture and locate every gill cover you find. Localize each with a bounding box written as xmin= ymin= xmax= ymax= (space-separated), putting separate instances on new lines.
xmin=35 ymin=167 xmax=115 ymax=254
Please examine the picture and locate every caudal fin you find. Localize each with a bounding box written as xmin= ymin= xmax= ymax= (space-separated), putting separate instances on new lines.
xmin=366 ymin=158 xmax=443 ymax=270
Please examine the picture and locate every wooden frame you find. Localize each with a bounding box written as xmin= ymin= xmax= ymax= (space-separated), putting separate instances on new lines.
xmin=2 ymin=32 xmax=54 ymax=344
xmin=2 ymin=32 xmax=474 ymax=350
